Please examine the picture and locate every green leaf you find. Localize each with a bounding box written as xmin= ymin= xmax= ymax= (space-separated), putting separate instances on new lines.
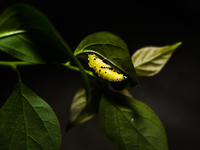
xmin=0 ymin=82 xmax=61 ymax=150
xmin=132 ymin=42 xmax=182 ymax=76
xmin=120 ymin=90 xmax=133 ymax=98
xmin=0 ymin=4 xmax=90 ymax=104
xmin=99 ymin=90 xmax=168 ymax=150
xmin=0 ymin=4 xmax=73 ymax=64
xmin=74 ymin=31 xmax=139 ymax=90
xmin=66 ymin=82 xmax=103 ymax=131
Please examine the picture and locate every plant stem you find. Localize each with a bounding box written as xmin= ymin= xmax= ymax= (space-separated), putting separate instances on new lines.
xmin=63 ymin=61 xmax=95 ymax=77
xmin=0 ymin=61 xmax=95 ymax=77
xmin=11 ymin=66 xmax=22 ymax=82
xmin=0 ymin=61 xmax=33 ymax=66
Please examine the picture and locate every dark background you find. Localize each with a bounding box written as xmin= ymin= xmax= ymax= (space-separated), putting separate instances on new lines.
xmin=1 ymin=0 xmax=200 ymax=150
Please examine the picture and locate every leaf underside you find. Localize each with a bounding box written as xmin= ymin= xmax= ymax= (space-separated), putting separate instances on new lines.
xmin=74 ymin=31 xmax=139 ymax=89
xmin=132 ymin=42 xmax=182 ymax=76
xmin=66 ymin=82 xmax=103 ymax=131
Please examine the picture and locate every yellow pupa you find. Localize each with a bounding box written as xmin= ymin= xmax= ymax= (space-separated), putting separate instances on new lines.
xmin=88 ymin=54 xmax=126 ymax=82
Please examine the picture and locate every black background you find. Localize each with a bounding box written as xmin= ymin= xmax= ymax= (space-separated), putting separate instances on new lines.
xmin=1 ymin=0 xmax=200 ymax=150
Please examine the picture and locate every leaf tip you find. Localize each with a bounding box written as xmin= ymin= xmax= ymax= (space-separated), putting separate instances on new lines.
xmin=174 ymin=41 xmax=182 ymax=48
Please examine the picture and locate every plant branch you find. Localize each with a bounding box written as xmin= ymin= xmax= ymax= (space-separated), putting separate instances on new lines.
xmin=63 ymin=61 xmax=95 ymax=77
xmin=11 ymin=66 xmax=22 ymax=82
xmin=0 ymin=61 xmax=95 ymax=77
xmin=0 ymin=61 xmax=33 ymax=66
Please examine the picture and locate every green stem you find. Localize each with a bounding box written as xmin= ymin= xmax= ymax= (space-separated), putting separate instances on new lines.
xmin=0 ymin=61 xmax=95 ymax=77
xmin=11 ymin=66 xmax=22 ymax=82
xmin=0 ymin=61 xmax=33 ymax=66
xmin=63 ymin=61 xmax=95 ymax=77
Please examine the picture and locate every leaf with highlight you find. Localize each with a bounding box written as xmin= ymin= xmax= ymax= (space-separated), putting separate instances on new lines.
xmin=0 ymin=4 xmax=73 ymax=64
xmin=0 ymin=4 xmax=90 ymax=103
xmin=132 ymin=42 xmax=182 ymax=76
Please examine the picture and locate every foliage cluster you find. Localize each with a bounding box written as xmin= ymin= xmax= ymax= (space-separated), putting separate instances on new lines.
xmin=0 ymin=4 xmax=181 ymax=150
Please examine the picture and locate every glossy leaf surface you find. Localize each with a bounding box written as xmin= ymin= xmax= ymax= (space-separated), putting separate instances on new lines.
xmin=99 ymin=90 xmax=168 ymax=150
xmin=66 ymin=83 xmax=103 ymax=131
xmin=0 ymin=4 xmax=90 ymax=102
xmin=74 ymin=31 xmax=139 ymax=89
xmin=0 ymin=4 xmax=73 ymax=64
xmin=0 ymin=82 xmax=61 ymax=150
xmin=132 ymin=42 xmax=182 ymax=76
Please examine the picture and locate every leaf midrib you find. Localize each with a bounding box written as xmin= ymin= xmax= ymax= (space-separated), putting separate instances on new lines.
xmin=0 ymin=30 xmax=27 ymax=39
xmin=113 ymin=101 xmax=167 ymax=149
xmin=114 ymin=104 xmax=155 ymax=149
xmin=19 ymin=83 xmax=56 ymax=149
xmin=134 ymin=48 xmax=172 ymax=68
xmin=74 ymin=43 xmax=125 ymax=56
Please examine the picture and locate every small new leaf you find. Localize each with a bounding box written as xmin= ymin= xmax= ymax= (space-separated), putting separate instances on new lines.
xmin=132 ymin=42 xmax=182 ymax=76
xmin=66 ymin=83 xmax=103 ymax=131
xmin=0 ymin=82 xmax=61 ymax=150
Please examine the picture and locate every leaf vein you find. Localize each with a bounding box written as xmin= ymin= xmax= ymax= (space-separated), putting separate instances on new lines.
xmin=116 ymin=109 xmax=127 ymax=150
xmin=114 ymin=103 xmax=159 ymax=149
xmin=121 ymin=109 xmax=166 ymax=136
xmin=21 ymin=94 xmax=56 ymax=149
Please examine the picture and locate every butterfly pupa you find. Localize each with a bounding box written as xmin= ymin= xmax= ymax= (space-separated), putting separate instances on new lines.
xmin=88 ymin=54 xmax=127 ymax=82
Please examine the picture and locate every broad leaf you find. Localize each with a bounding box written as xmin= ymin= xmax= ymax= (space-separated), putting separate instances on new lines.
xmin=99 ymin=90 xmax=168 ymax=150
xmin=74 ymin=31 xmax=139 ymax=90
xmin=132 ymin=42 xmax=182 ymax=76
xmin=0 ymin=4 xmax=90 ymax=102
xmin=0 ymin=82 xmax=61 ymax=150
xmin=0 ymin=4 xmax=73 ymax=64
xmin=66 ymin=83 xmax=103 ymax=131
